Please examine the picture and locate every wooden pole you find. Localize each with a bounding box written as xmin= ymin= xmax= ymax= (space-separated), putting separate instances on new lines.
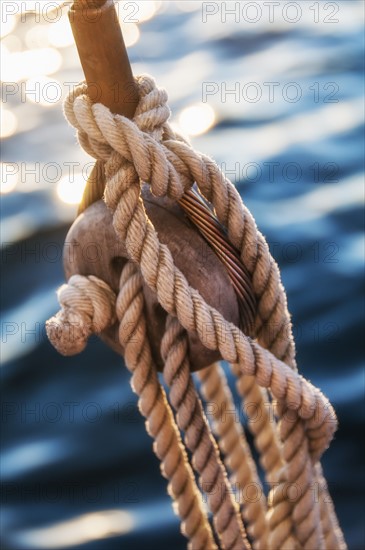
xmin=69 ymin=0 xmax=138 ymax=214
xmin=69 ymin=0 xmax=139 ymax=117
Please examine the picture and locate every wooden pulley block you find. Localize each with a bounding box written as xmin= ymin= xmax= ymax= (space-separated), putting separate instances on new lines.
xmin=64 ymin=186 xmax=240 ymax=371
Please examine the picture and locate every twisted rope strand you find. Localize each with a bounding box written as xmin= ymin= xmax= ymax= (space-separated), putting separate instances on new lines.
xmin=315 ymin=463 xmax=347 ymax=550
xmin=197 ymin=364 xmax=269 ymax=550
xmin=230 ymin=369 xmax=301 ymax=549
xmin=270 ymin=413 xmax=324 ymax=549
xmin=231 ymin=370 xmax=283 ymax=484
xmin=115 ymin=263 xmax=217 ymax=550
xmin=161 ymin=317 xmax=250 ymax=550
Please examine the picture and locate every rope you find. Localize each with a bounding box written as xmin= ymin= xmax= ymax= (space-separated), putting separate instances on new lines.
xmin=46 ymin=274 xmax=116 ymax=355
xmin=46 ymin=74 xmax=346 ymax=549
xmin=315 ymin=463 xmax=347 ymax=550
xmin=117 ymin=262 xmax=218 ymax=549
xmin=197 ymin=364 xmax=269 ymax=550
xmin=232 ymin=370 xmax=283 ymax=483
xmin=161 ymin=316 xmax=250 ymax=550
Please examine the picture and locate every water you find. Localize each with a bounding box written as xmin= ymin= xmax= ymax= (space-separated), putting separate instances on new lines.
xmin=1 ymin=2 xmax=364 ymax=548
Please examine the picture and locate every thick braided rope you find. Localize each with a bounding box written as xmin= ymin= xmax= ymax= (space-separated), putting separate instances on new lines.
xmin=161 ymin=317 xmax=250 ymax=550
xmin=264 ymin=402 xmax=319 ymax=549
xmin=62 ymin=74 xmax=345 ymax=548
xmin=232 ymin=382 xmax=339 ymax=550
xmin=48 ymin=272 xmax=217 ymax=550
xmin=230 ymin=369 xmax=303 ymax=548
xmin=197 ymin=364 xmax=269 ymax=550
xmin=229 ymin=370 xmax=301 ymax=550
xmin=231 ymin=370 xmax=283 ymax=483
xmin=235 ymin=378 xmax=325 ymax=549
xmin=269 ymin=414 xmax=324 ymax=549
xmin=115 ymin=263 xmax=218 ymax=550
xmin=127 ymin=81 xmax=342 ymax=548
xmin=315 ymin=463 xmax=347 ymax=550
xmin=306 ymin=452 xmax=345 ymax=549
xmin=233 ymin=373 xmax=307 ymax=549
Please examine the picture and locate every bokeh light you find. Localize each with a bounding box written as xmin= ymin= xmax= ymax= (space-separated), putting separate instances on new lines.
xmin=1 ymin=47 xmax=62 ymax=82
xmin=134 ymin=1 xmax=160 ymax=22
xmin=120 ymin=22 xmax=140 ymax=47
xmin=13 ymin=0 xmax=65 ymax=13
xmin=178 ymin=103 xmax=216 ymax=136
xmin=0 ymin=13 xmax=16 ymax=38
xmin=176 ymin=1 xmax=202 ymax=12
xmin=1 ymin=34 xmax=22 ymax=52
xmin=25 ymin=76 xmax=63 ymax=107
xmin=56 ymin=174 xmax=87 ymax=205
xmin=0 ymin=106 xmax=18 ymax=139
xmin=25 ymin=24 xmax=49 ymax=49
xmin=14 ymin=509 xmax=134 ymax=549
xmin=0 ymin=163 xmax=18 ymax=194
xmin=48 ymin=17 xmax=74 ymax=48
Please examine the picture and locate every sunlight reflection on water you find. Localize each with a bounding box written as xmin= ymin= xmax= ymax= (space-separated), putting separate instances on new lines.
xmin=13 ymin=510 xmax=135 ymax=549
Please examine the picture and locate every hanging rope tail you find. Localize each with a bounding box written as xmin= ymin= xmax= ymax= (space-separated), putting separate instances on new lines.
xmin=47 ymin=74 xmax=346 ymax=550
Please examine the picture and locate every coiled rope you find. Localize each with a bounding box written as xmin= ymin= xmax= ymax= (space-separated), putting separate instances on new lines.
xmin=47 ymin=74 xmax=346 ymax=550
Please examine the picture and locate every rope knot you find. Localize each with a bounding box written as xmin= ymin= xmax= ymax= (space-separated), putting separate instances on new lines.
xmin=46 ymin=275 xmax=116 ymax=356
xmin=64 ymin=74 xmax=169 ymax=153
xmin=64 ymin=75 xmax=193 ymax=205
xmin=133 ymin=74 xmax=170 ymax=139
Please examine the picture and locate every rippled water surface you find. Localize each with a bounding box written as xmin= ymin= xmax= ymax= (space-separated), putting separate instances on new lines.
xmin=1 ymin=1 xmax=364 ymax=549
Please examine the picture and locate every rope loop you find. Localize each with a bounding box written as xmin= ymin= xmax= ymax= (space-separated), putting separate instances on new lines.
xmin=46 ymin=274 xmax=116 ymax=356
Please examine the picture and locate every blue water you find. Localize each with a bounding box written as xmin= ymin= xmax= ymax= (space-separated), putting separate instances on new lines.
xmin=1 ymin=2 xmax=364 ymax=549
